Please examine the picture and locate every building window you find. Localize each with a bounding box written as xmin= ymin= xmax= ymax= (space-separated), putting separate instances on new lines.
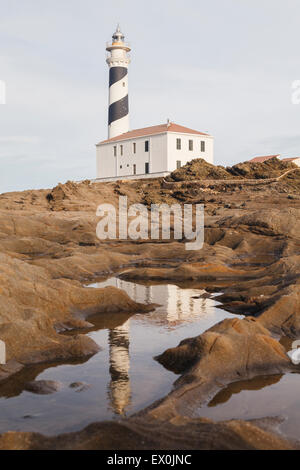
xmin=176 ymin=160 xmax=181 ymax=169
xmin=189 ymin=140 xmax=193 ymax=151
xmin=133 ymin=164 xmax=136 ymax=175
xmin=113 ymin=146 xmax=117 ymax=157
xmin=120 ymin=165 xmax=122 ymax=169
xmin=127 ymin=164 xmax=129 ymax=167
xmin=176 ymin=138 xmax=181 ymax=150
xmin=123 ymin=82 xmax=125 ymax=87
xmin=145 ymin=162 xmax=149 ymax=174
xmin=120 ymin=145 xmax=123 ymax=156
xmin=201 ymin=141 xmax=205 ymax=152
xmin=133 ymin=142 xmax=136 ymax=153
xmin=145 ymin=140 xmax=149 ymax=152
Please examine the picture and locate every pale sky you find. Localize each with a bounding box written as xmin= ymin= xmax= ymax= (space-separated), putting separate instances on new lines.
xmin=1 ymin=0 xmax=300 ymax=193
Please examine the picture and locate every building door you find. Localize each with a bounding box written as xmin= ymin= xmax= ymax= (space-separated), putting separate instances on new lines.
xmin=133 ymin=164 xmax=136 ymax=175
xmin=145 ymin=162 xmax=149 ymax=174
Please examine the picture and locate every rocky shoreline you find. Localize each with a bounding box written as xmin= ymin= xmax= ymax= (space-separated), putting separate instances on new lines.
xmin=0 ymin=158 xmax=300 ymax=449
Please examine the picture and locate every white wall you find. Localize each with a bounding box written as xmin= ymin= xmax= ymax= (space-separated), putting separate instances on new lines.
xmin=167 ymin=133 xmax=214 ymax=171
xmin=96 ymin=144 xmax=116 ymax=178
xmin=149 ymin=134 xmax=168 ymax=173
xmin=96 ymin=133 xmax=168 ymax=178
xmin=115 ymin=136 xmax=149 ymax=176
xmin=96 ymin=131 xmax=214 ymax=178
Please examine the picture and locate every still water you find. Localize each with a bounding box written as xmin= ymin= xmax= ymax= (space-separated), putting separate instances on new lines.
xmin=0 ymin=278 xmax=239 ymax=435
xmin=196 ymin=372 xmax=300 ymax=441
xmin=0 ymin=278 xmax=298 ymax=441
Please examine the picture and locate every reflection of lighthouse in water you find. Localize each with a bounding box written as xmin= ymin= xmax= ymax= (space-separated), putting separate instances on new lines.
xmin=98 ymin=277 xmax=218 ymax=414
xmin=108 ymin=320 xmax=131 ymax=415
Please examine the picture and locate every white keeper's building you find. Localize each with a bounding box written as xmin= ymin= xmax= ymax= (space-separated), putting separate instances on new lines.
xmin=96 ymin=26 xmax=214 ymax=181
xmin=96 ymin=122 xmax=214 ymax=180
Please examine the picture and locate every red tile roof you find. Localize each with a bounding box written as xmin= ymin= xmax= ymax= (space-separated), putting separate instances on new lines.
xmin=98 ymin=122 xmax=211 ymax=145
xmin=282 ymin=157 xmax=300 ymax=162
xmin=249 ymin=155 xmax=280 ymax=163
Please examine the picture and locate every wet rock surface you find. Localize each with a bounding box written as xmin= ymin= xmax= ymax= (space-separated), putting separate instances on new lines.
xmin=150 ymin=317 xmax=293 ymax=426
xmin=69 ymin=382 xmax=92 ymax=392
xmin=24 ymin=380 xmax=63 ymax=395
xmin=0 ymin=416 xmax=296 ymax=450
xmin=0 ymin=158 xmax=300 ymax=449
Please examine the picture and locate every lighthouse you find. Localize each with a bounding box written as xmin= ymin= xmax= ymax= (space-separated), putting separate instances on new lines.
xmin=96 ymin=26 xmax=214 ymax=180
xmin=106 ymin=25 xmax=131 ymax=139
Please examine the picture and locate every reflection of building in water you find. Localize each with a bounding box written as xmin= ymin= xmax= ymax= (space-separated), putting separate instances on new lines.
xmin=97 ymin=278 xmax=216 ymax=325
xmin=97 ymin=277 xmax=219 ymax=414
xmin=108 ymin=320 xmax=131 ymax=415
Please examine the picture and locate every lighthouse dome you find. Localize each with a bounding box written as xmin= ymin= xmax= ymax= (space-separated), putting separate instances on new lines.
xmin=112 ymin=25 xmax=124 ymax=43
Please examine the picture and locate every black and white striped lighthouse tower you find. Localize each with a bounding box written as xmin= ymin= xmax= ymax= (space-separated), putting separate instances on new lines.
xmin=106 ymin=25 xmax=131 ymax=139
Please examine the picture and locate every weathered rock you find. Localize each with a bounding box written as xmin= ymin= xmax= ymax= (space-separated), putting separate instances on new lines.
xmin=167 ymin=156 xmax=297 ymax=182
xmin=0 ymin=416 xmax=296 ymax=450
xmin=0 ymin=159 xmax=300 ymax=449
xmin=220 ymin=208 xmax=300 ymax=239
xmin=258 ymin=282 xmax=300 ymax=337
xmin=69 ymin=381 xmax=92 ymax=392
xmin=0 ymin=251 xmax=155 ymax=381
xmin=153 ymin=317 xmax=290 ymax=421
xmin=24 ymin=380 xmax=63 ymax=395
